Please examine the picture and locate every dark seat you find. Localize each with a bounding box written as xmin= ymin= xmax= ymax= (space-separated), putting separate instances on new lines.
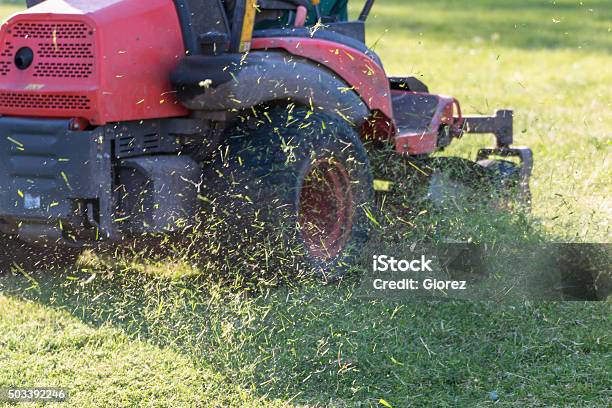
xmin=175 ymin=0 xmax=230 ymax=54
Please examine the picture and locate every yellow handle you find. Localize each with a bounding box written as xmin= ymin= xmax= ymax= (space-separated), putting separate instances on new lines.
xmin=239 ymin=0 xmax=258 ymax=52
xmin=312 ymin=0 xmax=321 ymax=5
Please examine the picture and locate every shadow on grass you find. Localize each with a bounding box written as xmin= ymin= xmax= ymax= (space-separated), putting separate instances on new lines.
xmin=2 ymin=269 xmax=609 ymax=405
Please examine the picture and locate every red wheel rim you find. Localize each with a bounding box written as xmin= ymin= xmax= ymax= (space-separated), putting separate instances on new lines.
xmin=299 ymin=158 xmax=354 ymax=260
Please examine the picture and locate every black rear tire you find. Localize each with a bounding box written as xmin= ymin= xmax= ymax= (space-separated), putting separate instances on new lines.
xmin=202 ymin=107 xmax=375 ymax=280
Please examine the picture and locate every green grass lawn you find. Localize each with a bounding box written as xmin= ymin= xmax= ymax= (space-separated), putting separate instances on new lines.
xmin=0 ymin=1 xmax=611 ymax=407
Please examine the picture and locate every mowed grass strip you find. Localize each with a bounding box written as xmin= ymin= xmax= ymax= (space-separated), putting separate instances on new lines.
xmin=0 ymin=296 xmax=290 ymax=407
xmin=0 ymin=1 xmax=611 ymax=407
xmin=1 ymin=272 xmax=610 ymax=407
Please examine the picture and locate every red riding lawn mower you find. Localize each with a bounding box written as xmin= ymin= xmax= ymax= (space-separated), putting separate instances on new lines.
xmin=0 ymin=0 xmax=532 ymax=276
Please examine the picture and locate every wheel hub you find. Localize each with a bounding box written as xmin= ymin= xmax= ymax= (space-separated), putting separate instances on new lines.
xmin=299 ymin=158 xmax=354 ymax=260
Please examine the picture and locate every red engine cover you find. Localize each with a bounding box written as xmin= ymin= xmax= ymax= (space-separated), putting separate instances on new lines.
xmin=0 ymin=0 xmax=188 ymax=125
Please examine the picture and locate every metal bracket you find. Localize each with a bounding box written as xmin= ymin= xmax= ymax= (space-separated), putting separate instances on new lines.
xmin=463 ymin=110 xmax=514 ymax=147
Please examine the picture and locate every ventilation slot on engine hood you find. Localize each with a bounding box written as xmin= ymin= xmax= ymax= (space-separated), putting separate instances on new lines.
xmin=33 ymin=62 xmax=94 ymax=78
xmin=11 ymin=22 xmax=90 ymax=39
xmin=0 ymin=93 xmax=91 ymax=110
